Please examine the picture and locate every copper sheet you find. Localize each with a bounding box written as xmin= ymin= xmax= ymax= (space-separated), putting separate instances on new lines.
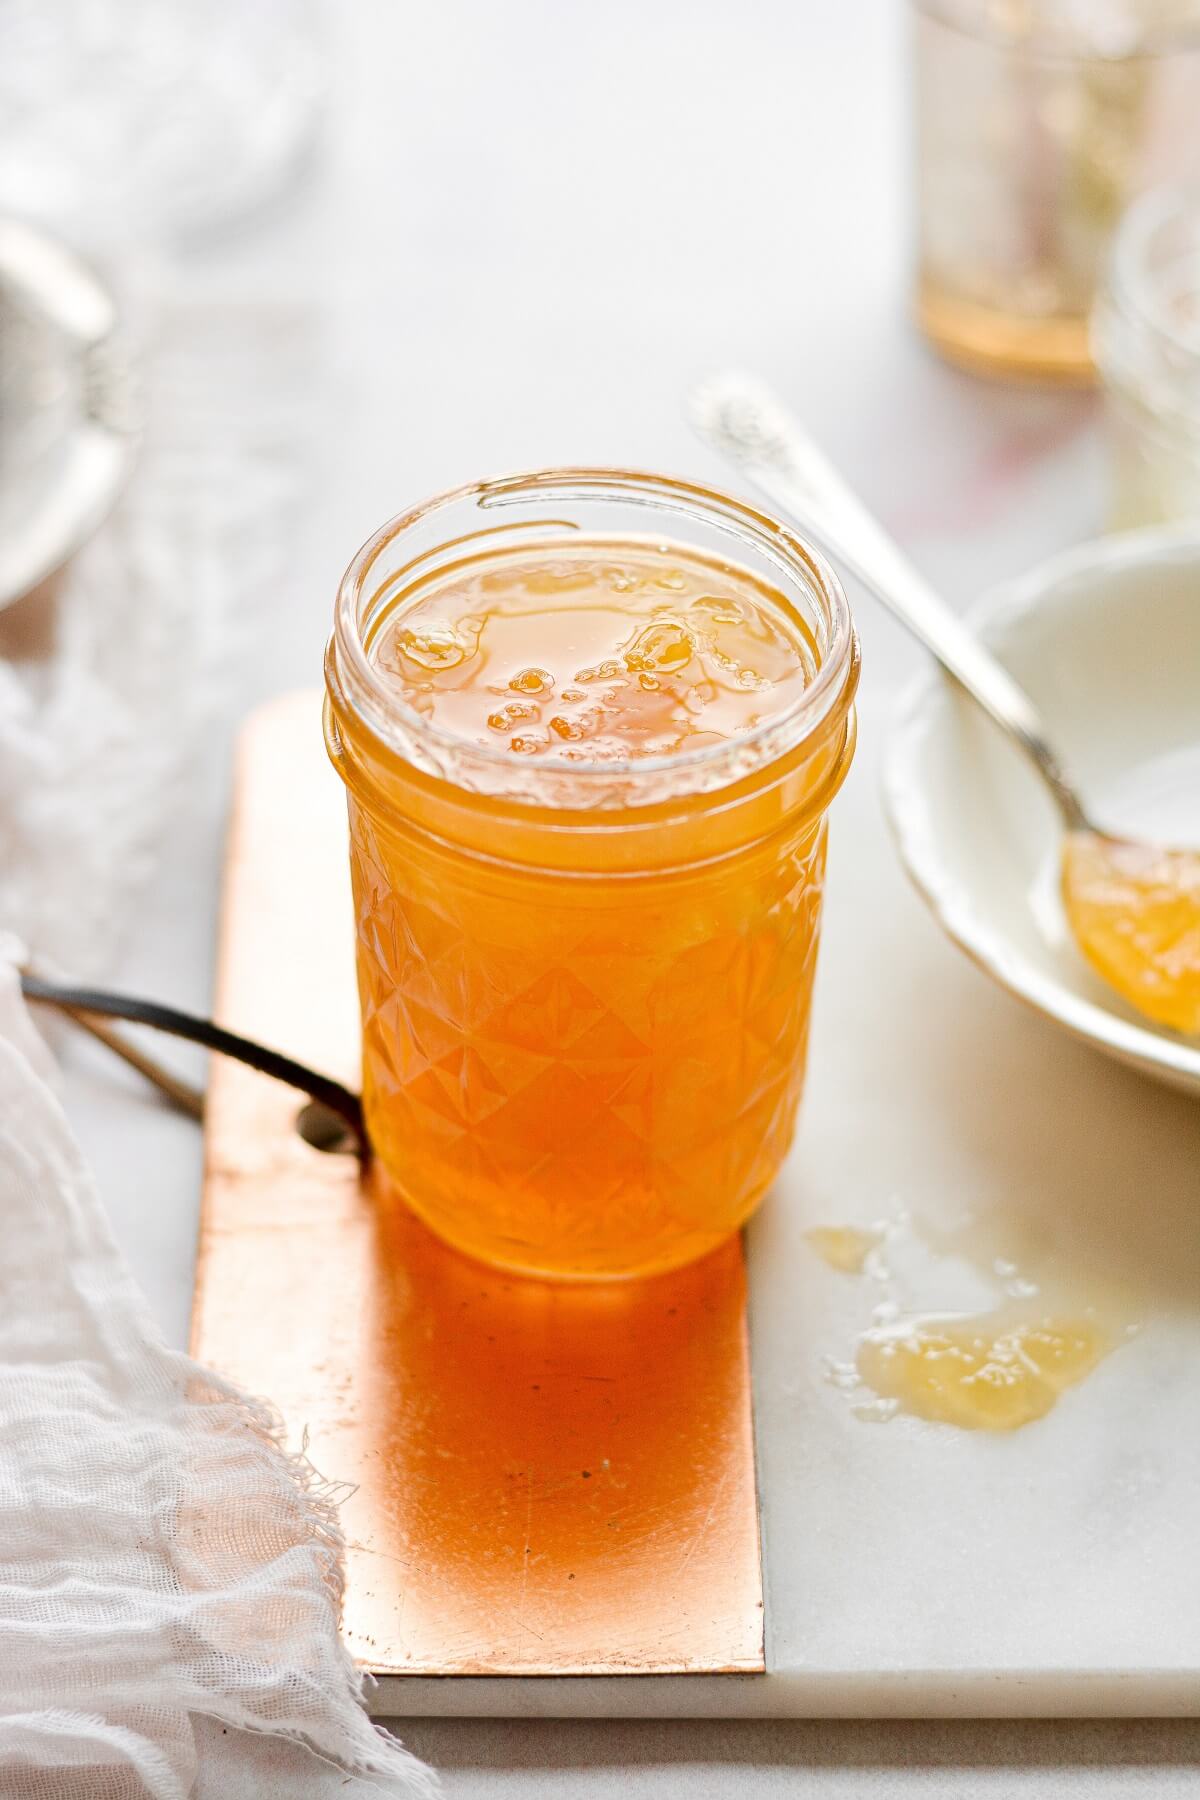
xmin=191 ymin=690 xmax=764 ymax=1679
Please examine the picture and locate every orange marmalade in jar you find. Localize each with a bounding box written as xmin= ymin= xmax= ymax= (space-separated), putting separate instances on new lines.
xmin=324 ymin=470 xmax=859 ymax=1279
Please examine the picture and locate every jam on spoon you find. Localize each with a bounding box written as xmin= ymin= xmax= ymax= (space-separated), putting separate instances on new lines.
xmin=1062 ymin=834 xmax=1200 ymax=1034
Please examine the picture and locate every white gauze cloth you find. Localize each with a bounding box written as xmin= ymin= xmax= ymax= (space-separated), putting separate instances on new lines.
xmin=0 ymin=944 xmax=435 ymax=1800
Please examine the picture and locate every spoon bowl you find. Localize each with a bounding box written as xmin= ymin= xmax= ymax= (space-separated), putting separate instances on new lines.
xmin=885 ymin=526 xmax=1200 ymax=1095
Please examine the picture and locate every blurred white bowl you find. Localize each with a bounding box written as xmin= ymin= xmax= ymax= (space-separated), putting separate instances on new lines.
xmin=884 ymin=526 xmax=1200 ymax=1098
xmin=0 ymin=217 xmax=138 ymax=644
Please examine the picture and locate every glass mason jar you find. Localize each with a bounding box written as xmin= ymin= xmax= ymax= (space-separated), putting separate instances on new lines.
xmin=913 ymin=0 xmax=1200 ymax=384
xmin=1093 ymin=183 xmax=1200 ymax=523
xmin=324 ymin=470 xmax=859 ymax=1281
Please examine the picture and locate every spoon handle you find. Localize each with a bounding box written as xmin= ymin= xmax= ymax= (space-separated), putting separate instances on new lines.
xmin=689 ymin=372 xmax=1087 ymax=832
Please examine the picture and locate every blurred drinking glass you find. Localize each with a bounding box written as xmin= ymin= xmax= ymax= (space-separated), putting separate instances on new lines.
xmin=1093 ymin=184 xmax=1200 ymax=523
xmin=0 ymin=0 xmax=324 ymax=245
xmin=912 ymin=0 xmax=1200 ymax=384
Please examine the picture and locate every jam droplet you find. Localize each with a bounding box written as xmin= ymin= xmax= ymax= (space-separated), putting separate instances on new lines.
xmin=509 ymin=667 xmax=553 ymax=695
xmin=805 ymin=1225 xmax=882 ymax=1274
xmin=623 ymin=619 xmax=695 ymax=675
xmin=487 ymin=700 xmax=538 ymax=732
xmin=684 ymin=680 xmax=718 ymax=714
xmin=393 ymin=625 xmax=469 ymax=672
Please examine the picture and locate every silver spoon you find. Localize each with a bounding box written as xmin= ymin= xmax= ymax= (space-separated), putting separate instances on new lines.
xmin=688 ymin=371 xmax=1200 ymax=1036
xmin=688 ymin=371 xmax=1091 ymax=832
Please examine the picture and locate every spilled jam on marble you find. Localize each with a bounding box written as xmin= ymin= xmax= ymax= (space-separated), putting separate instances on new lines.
xmin=1062 ymin=831 xmax=1200 ymax=1035
xmin=372 ymin=540 xmax=815 ymax=762
xmin=806 ymin=1213 xmax=1132 ymax=1432
xmin=853 ymin=1311 xmax=1110 ymax=1431
xmin=804 ymin=1225 xmax=882 ymax=1275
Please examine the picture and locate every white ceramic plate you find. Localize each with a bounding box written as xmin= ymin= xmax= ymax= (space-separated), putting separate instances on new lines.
xmin=884 ymin=525 xmax=1200 ymax=1098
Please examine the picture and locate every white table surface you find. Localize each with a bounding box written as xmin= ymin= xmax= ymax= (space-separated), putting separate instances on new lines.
xmin=58 ymin=0 xmax=1200 ymax=1791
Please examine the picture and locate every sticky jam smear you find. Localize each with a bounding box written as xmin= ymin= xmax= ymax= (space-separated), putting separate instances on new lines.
xmin=1062 ymin=830 xmax=1200 ymax=1035
xmin=854 ymin=1312 xmax=1110 ymax=1432
xmin=372 ymin=540 xmax=815 ymax=762
xmin=804 ymin=1225 xmax=882 ymax=1275
xmin=805 ymin=1214 xmax=1129 ymax=1432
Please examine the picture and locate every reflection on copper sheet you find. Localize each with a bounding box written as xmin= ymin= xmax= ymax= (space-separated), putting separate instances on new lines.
xmin=191 ymin=691 xmax=764 ymax=1678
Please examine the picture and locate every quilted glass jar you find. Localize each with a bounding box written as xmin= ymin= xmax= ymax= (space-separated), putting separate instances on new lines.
xmin=324 ymin=470 xmax=859 ymax=1279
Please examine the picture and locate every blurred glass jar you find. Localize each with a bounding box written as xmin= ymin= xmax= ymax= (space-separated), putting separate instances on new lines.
xmin=1093 ymin=184 xmax=1200 ymax=523
xmin=0 ymin=0 xmax=324 ymax=246
xmin=913 ymin=0 xmax=1200 ymax=384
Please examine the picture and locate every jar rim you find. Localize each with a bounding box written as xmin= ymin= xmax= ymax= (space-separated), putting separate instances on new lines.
xmin=328 ymin=467 xmax=859 ymax=812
